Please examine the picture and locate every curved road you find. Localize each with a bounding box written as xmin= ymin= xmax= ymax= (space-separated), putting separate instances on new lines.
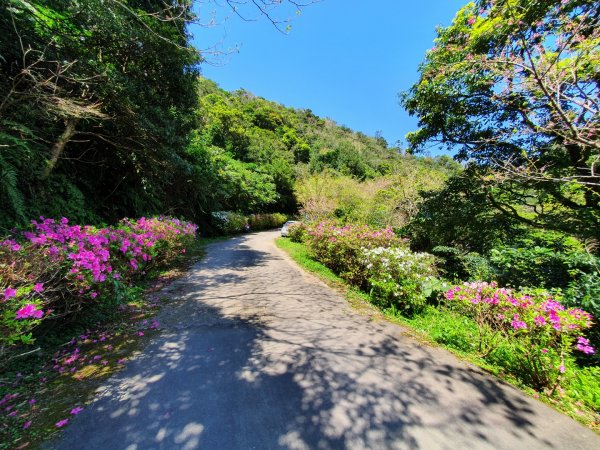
xmin=55 ymin=231 xmax=599 ymax=449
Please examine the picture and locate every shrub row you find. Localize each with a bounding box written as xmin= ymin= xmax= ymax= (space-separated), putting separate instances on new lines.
xmin=211 ymin=211 xmax=287 ymax=235
xmin=301 ymin=221 xmax=596 ymax=393
xmin=0 ymin=217 xmax=197 ymax=355
xmin=306 ymin=221 xmax=403 ymax=286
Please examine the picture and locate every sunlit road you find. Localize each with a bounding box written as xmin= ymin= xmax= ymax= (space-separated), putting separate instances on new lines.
xmin=54 ymin=231 xmax=600 ymax=449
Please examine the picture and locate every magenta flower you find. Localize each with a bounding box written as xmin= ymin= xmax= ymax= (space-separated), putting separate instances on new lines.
xmin=576 ymin=337 xmax=595 ymax=355
xmin=533 ymin=315 xmax=546 ymax=326
xmin=15 ymin=304 xmax=44 ymax=319
xmin=3 ymin=287 xmax=16 ymax=300
xmin=70 ymin=406 xmax=84 ymax=415
xmin=55 ymin=419 xmax=69 ymax=428
xmin=23 ymin=420 xmax=32 ymax=429
xmin=558 ymin=365 xmax=565 ymax=374
xmin=468 ymin=16 xmax=476 ymax=25
xmin=33 ymin=283 xmax=44 ymax=293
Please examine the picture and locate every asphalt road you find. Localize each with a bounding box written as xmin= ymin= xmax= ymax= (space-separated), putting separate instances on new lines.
xmin=54 ymin=231 xmax=600 ymax=449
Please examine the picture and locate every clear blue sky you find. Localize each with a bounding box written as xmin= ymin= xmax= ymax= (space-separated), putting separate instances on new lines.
xmin=191 ymin=0 xmax=466 ymax=152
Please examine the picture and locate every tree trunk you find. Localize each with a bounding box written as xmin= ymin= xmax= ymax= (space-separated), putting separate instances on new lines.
xmin=43 ymin=118 xmax=79 ymax=178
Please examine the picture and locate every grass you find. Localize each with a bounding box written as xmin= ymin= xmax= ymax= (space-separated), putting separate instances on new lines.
xmin=275 ymin=237 xmax=600 ymax=432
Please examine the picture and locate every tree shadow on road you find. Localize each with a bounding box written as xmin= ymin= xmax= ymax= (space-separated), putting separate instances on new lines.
xmin=52 ymin=235 xmax=585 ymax=449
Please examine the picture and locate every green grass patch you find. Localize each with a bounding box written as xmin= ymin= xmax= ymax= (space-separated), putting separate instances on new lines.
xmin=275 ymin=238 xmax=374 ymax=310
xmin=276 ymin=237 xmax=600 ymax=432
xmin=276 ymin=237 xmax=342 ymax=284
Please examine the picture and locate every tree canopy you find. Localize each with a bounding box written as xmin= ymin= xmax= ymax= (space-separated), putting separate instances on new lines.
xmin=401 ymin=0 xmax=599 ymax=240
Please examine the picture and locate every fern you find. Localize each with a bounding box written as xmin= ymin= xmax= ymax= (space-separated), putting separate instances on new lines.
xmin=0 ymin=151 xmax=26 ymax=227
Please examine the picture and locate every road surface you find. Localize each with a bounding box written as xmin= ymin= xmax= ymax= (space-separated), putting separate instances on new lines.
xmin=54 ymin=231 xmax=600 ymax=449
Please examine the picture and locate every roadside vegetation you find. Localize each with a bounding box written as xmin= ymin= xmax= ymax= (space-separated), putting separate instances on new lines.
xmin=276 ymin=1 xmax=600 ymax=430
xmin=277 ymin=234 xmax=600 ymax=431
xmin=0 ymin=216 xmax=202 ymax=447
xmin=1 ymin=0 xmax=598 ymax=443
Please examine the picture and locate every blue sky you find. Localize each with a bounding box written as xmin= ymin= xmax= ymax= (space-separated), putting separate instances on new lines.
xmin=191 ymin=0 xmax=466 ymax=152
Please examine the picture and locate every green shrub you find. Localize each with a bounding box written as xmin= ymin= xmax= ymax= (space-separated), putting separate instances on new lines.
xmin=211 ymin=211 xmax=247 ymax=234
xmin=248 ymin=213 xmax=287 ymax=231
xmin=432 ymin=246 xmax=494 ymax=282
xmin=287 ymin=222 xmax=308 ymax=243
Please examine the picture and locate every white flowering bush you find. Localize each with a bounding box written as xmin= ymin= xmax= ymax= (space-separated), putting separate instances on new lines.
xmin=363 ymin=246 xmax=438 ymax=313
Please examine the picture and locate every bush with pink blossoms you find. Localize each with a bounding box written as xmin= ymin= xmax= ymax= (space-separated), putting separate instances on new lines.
xmin=445 ymin=282 xmax=595 ymax=391
xmin=306 ymin=221 xmax=404 ymax=286
xmin=0 ymin=217 xmax=197 ymax=356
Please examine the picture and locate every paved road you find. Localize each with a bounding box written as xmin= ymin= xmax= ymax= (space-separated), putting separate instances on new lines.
xmin=55 ymin=231 xmax=600 ymax=449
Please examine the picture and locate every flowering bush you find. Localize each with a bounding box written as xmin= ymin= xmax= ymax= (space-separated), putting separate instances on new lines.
xmin=363 ymin=247 xmax=438 ymax=313
xmin=445 ymin=282 xmax=595 ymax=391
xmin=287 ymin=222 xmax=309 ymax=243
xmin=306 ymin=222 xmax=404 ymax=286
xmin=0 ymin=217 xmax=197 ymax=355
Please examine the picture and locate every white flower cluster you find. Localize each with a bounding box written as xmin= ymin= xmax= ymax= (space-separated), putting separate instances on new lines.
xmin=211 ymin=211 xmax=231 ymax=224
xmin=362 ymin=246 xmax=436 ymax=280
xmin=361 ymin=246 xmax=438 ymax=305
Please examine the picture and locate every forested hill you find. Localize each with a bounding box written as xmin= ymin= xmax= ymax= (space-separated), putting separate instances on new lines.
xmin=0 ymin=1 xmax=456 ymax=233
xmin=190 ymin=78 xmax=456 ymax=219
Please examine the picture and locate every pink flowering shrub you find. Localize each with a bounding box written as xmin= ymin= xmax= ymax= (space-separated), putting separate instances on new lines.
xmin=306 ymin=222 xmax=404 ymax=286
xmin=0 ymin=217 xmax=197 ymax=355
xmin=446 ymin=282 xmax=595 ymax=391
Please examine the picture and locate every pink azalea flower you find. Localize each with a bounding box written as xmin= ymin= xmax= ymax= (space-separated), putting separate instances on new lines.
xmin=576 ymin=336 xmax=595 ymax=354
xmin=55 ymin=419 xmax=69 ymax=428
xmin=70 ymin=406 xmax=84 ymax=415
xmin=558 ymin=365 xmax=565 ymax=373
xmin=3 ymin=287 xmax=16 ymax=300
xmin=15 ymin=304 xmax=44 ymax=319
xmin=533 ymin=315 xmax=545 ymax=326
xmin=33 ymin=283 xmax=44 ymax=293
